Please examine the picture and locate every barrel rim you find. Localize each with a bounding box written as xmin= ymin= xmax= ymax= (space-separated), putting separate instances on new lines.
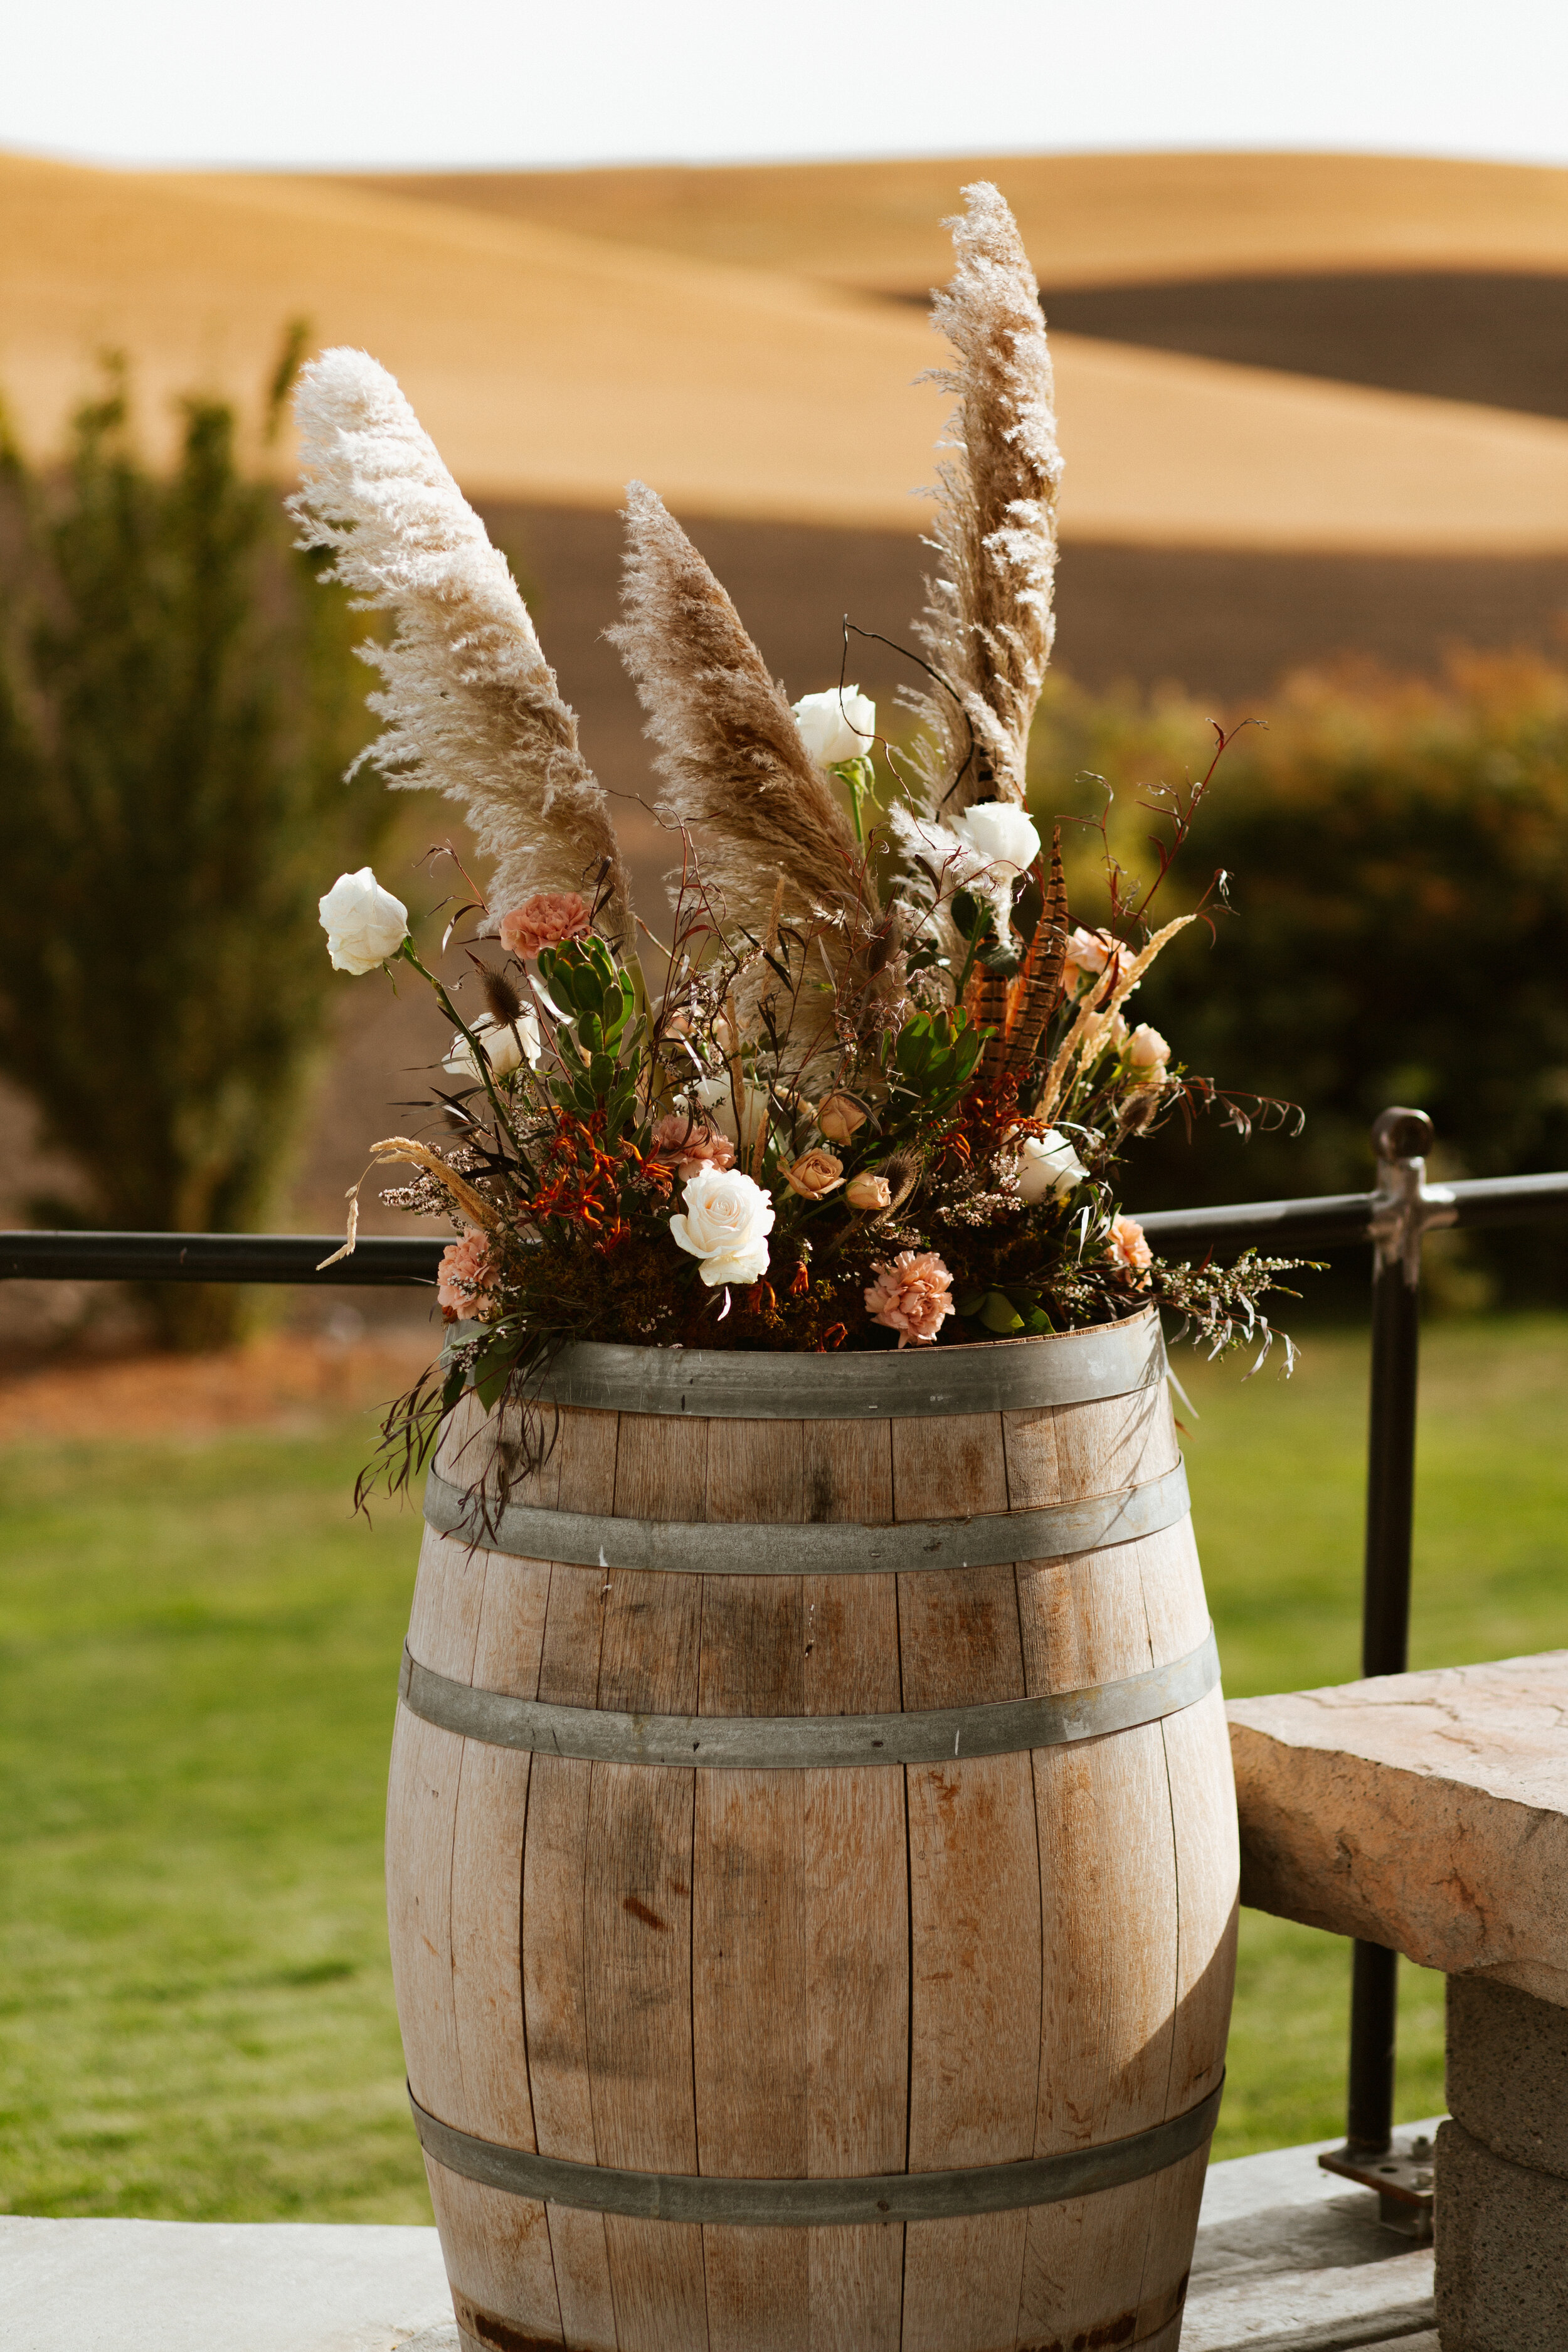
xmin=409 ymin=2077 xmax=1223 ymax=2224
xmin=443 ymin=1301 xmax=1164 ymax=1419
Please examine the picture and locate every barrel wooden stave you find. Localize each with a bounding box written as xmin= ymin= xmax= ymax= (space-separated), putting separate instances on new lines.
xmin=387 ymin=1317 xmax=1237 ymax=2352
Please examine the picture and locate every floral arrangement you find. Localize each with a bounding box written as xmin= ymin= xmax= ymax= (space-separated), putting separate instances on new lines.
xmin=293 ymin=184 xmax=1303 ymax=1497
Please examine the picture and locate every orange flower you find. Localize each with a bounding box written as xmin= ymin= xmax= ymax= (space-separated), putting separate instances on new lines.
xmin=1104 ymin=1214 xmax=1153 ymax=1285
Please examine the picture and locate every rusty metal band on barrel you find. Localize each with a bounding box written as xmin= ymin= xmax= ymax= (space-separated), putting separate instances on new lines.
xmin=398 ymin=1624 xmax=1218 ymax=1769
xmin=424 ymin=1455 xmax=1190 ymax=1578
xmin=408 ymin=2077 xmax=1224 ymax=2225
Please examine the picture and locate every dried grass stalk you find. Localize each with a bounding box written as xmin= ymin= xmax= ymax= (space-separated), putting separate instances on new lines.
xmin=289 ymin=348 xmax=630 ymax=934
xmin=1037 ymin=916 xmax=1194 ymax=1122
xmin=610 ymin=480 xmax=875 ymax=953
xmin=907 ymin=183 xmax=1062 ymax=817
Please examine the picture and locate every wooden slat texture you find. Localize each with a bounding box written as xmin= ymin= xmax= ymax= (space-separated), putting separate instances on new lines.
xmin=1161 ymin=1686 xmax=1239 ymax=2115
xmin=801 ymin=1416 xmax=906 ymax=2349
xmin=450 ymin=1552 xmax=551 ymax=2147
xmin=805 ymin=1764 xmax=906 ymax=2352
xmin=393 ymin=1352 xmax=1232 ymax=2352
xmin=1136 ymin=2144 xmax=1210 ymax=2344
xmin=389 ymin=1525 xmax=488 ymax=2126
xmin=426 ymin=2158 xmax=563 ymax=2349
xmin=696 ymin=1421 xmax=807 ymax=2352
xmin=587 ymin=1762 xmax=705 ymax=2351
xmin=1009 ymin=1388 xmax=1182 ymax=2352
xmin=586 ymin=1412 xmax=708 ymax=2352
xmin=894 ymin=1411 xmax=1037 ymax=2352
xmin=520 ymin=1406 xmax=623 ymax=2349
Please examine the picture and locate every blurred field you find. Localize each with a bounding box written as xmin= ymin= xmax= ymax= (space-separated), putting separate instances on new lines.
xmin=346 ymin=151 xmax=1568 ymax=294
xmin=2 ymin=1311 xmax=1564 ymax=2215
xmin=7 ymin=148 xmax=1568 ymax=549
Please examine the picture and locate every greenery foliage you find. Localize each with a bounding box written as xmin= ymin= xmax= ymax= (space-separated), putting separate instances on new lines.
xmin=1029 ymin=654 xmax=1568 ymax=1295
xmin=0 ymin=344 xmax=388 ymax=1346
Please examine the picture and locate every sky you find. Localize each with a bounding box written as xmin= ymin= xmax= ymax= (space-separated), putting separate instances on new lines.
xmin=6 ymin=0 xmax=1568 ymax=172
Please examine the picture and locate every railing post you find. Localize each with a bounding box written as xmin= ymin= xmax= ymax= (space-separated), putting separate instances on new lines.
xmin=1321 ymin=1106 xmax=1454 ymax=2229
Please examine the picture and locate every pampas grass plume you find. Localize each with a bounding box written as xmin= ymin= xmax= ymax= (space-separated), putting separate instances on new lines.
xmin=610 ymin=479 xmax=876 ymax=952
xmin=289 ymin=349 xmax=630 ymax=933
xmin=908 ymin=183 xmax=1062 ymax=817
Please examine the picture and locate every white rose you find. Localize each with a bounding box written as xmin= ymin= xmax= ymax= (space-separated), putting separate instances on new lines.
xmin=948 ymin=802 xmax=1042 ymax=880
xmin=792 ymin=686 xmax=876 ymax=767
xmin=443 ymin=1009 xmax=540 ymax=1082
xmin=687 ymin=1074 xmax=770 ymax=1153
xmin=319 ymin=867 xmax=408 ymax=974
xmin=1009 ymin=1126 xmax=1088 ymax=1205
xmin=670 ymin=1165 xmax=775 ymax=1288
xmin=1127 ymin=1022 xmax=1170 ymax=1073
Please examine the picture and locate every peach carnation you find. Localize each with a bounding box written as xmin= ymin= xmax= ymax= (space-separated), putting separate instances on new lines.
xmin=864 ymin=1250 xmax=955 ymax=1348
xmin=437 ymin=1231 xmax=497 ymax=1319
xmin=649 ymin=1113 xmax=736 ymax=1180
xmin=1103 ymin=1214 xmax=1153 ymax=1285
xmin=498 ymin=892 xmax=591 ymax=960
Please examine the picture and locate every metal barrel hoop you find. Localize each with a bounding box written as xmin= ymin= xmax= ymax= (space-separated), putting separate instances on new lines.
xmin=422 ymin=1455 xmax=1191 ymax=1579
xmin=398 ymin=1625 xmax=1219 ymax=1770
xmin=440 ymin=1305 xmax=1168 ymax=1421
xmin=410 ymin=2078 xmax=1224 ymax=2225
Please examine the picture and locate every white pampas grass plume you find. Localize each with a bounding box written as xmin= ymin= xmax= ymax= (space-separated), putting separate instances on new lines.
xmin=906 ymin=182 xmax=1062 ymax=817
xmin=610 ymin=480 xmax=876 ymax=950
xmin=289 ymin=349 xmax=630 ymax=934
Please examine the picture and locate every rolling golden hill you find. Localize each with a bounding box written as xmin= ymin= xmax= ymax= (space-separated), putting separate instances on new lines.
xmin=3 ymin=148 xmax=1568 ymax=551
xmin=338 ymin=150 xmax=1568 ymax=293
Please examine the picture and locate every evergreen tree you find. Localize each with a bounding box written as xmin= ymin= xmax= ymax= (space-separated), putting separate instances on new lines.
xmin=0 ymin=337 xmax=393 ymax=1347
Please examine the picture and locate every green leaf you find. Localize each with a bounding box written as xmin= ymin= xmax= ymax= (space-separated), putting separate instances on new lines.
xmin=978 ymin=1290 xmax=1025 ymax=1335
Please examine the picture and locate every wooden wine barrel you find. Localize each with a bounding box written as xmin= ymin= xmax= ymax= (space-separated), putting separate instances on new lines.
xmin=388 ymin=1305 xmax=1237 ymax=2352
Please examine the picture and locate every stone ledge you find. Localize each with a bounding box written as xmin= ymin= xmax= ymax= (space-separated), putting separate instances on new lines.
xmin=1227 ymin=1650 xmax=1568 ymax=2003
xmin=0 ymin=2134 xmax=1441 ymax=2352
xmin=0 ymin=2216 xmax=453 ymax=2352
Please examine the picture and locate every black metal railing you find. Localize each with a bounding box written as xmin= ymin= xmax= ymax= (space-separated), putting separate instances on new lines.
xmin=6 ymin=1110 xmax=1567 ymax=2200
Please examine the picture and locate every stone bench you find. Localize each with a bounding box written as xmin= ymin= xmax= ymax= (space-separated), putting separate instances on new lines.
xmin=1229 ymin=1649 xmax=1568 ymax=2352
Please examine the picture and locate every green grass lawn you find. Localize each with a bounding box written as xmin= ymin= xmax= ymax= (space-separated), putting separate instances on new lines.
xmin=2 ymin=1314 xmax=1565 ymax=2217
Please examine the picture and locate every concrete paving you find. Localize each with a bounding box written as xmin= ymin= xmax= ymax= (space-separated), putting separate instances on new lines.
xmin=0 ymin=2127 xmax=1443 ymax=2352
xmin=1184 ymin=2125 xmax=1438 ymax=2350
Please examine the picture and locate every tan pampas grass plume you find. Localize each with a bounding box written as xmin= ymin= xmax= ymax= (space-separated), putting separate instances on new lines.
xmin=907 ymin=183 xmax=1062 ymax=817
xmin=610 ymin=479 xmax=876 ymax=952
xmin=289 ymin=349 xmax=630 ymax=935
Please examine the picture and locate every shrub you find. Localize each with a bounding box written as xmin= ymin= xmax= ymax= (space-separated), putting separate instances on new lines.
xmin=1028 ymin=654 xmax=1568 ymax=1300
xmin=0 ymin=344 xmax=391 ymax=1348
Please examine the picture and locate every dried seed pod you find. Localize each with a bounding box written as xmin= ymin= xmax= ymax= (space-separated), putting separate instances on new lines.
xmin=479 ymin=965 xmax=526 ymax=1027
